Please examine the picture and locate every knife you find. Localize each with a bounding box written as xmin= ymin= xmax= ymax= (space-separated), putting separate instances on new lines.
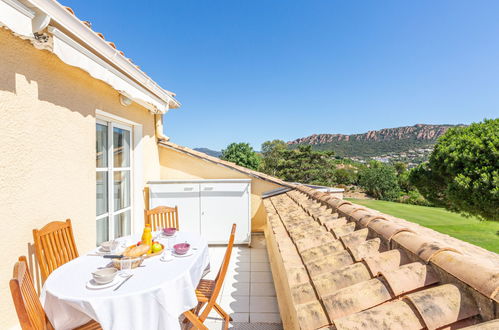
xmin=103 ymin=255 xmax=124 ymax=259
xmin=113 ymin=274 xmax=133 ymax=291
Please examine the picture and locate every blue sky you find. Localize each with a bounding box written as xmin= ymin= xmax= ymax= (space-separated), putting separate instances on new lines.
xmin=63 ymin=0 xmax=499 ymax=150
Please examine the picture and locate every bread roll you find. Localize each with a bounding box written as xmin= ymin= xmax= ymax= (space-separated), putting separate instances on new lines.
xmin=123 ymin=244 xmax=150 ymax=258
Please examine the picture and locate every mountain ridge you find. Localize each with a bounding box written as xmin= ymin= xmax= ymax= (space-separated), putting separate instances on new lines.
xmin=287 ymin=124 xmax=464 ymax=161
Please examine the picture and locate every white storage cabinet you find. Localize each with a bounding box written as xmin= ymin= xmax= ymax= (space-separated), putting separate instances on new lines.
xmin=148 ymin=179 xmax=251 ymax=244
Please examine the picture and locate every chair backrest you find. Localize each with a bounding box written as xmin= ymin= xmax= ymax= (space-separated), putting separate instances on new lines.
xmin=10 ymin=256 xmax=50 ymax=330
xmin=211 ymin=224 xmax=237 ymax=303
xmin=33 ymin=219 xmax=79 ymax=282
xmin=145 ymin=206 xmax=179 ymax=231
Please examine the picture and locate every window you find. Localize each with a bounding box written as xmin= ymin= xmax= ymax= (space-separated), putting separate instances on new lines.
xmin=96 ymin=120 xmax=132 ymax=244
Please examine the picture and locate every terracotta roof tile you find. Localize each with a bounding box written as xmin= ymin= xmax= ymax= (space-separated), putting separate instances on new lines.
xmin=333 ymin=300 xmax=425 ymax=330
xmin=405 ymin=284 xmax=479 ymax=329
xmin=306 ymin=250 xmax=354 ymax=277
xmin=296 ymin=300 xmax=330 ymax=329
xmin=363 ymin=249 xmax=411 ymax=275
xmin=431 ymin=251 xmax=499 ymax=299
xmin=330 ymin=222 xmax=356 ymax=238
xmin=311 ymin=262 xmax=372 ymax=297
xmin=322 ymin=277 xmax=394 ymax=320
xmin=381 ymin=262 xmax=439 ymax=296
xmin=264 ymin=188 xmax=498 ymax=329
xmin=346 ymin=237 xmax=382 ymax=261
xmin=300 ymin=240 xmax=345 ymax=264
xmin=367 ymin=219 xmax=414 ymax=242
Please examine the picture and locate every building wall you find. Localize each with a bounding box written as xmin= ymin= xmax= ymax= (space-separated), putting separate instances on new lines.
xmin=158 ymin=147 xmax=282 ymax=232
xmin=0 ymin=29 xmax=161 ymax=329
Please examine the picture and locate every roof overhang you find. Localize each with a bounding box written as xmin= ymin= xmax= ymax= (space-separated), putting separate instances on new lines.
xmin=0 ymin=0 xmax=180 ymax=114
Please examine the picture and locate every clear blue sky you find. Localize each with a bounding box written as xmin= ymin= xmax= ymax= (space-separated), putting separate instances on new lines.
xmin=63 ymin=0 xmax=499 ymax=150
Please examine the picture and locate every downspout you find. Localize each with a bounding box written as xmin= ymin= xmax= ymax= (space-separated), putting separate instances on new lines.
xmin=155 ymin=113 xmax=169 ymax=141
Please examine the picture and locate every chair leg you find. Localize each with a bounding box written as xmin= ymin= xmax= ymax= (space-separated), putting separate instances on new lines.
xmin=214 ymin=302 xmax=232 ymax=322
xmin=183 ymin=311 xmax=207 ymax=330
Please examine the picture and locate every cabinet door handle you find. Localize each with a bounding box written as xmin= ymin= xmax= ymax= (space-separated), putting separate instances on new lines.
xmin=184 ymin=187 xmax=194 ymax=191
xmin=203 ymin=186 xmax=214 ymax=191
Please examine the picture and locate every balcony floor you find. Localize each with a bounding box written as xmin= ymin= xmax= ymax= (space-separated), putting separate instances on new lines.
xmin=190 ymin=233 xmax=283 ymax=329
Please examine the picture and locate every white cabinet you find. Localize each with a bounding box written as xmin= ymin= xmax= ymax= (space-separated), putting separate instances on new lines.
xmin=148 ymin=179 xmax=251 ymax=244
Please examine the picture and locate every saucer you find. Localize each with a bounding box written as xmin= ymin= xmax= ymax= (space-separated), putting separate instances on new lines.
xmin=172 ymin=249 xmax=194 ymax=258
xmin=86 ymin=276 xmax=121 ymax=290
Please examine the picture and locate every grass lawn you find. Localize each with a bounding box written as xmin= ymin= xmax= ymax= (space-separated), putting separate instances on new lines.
xmin=347 ymin=199 xmax=499 ymax=253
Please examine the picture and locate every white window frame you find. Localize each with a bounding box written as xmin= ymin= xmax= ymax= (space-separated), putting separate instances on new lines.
xmin=96 ymin=110 xmax=144 ymax=241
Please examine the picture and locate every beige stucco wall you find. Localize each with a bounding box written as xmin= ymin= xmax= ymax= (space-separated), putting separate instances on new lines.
xmin=0 ymin=29 xmax=161 ymax=329
xmin=158 ymin=147 xmax=282 ymax=233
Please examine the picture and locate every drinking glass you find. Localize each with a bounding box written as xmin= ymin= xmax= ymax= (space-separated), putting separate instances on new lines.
xmin=110 ymin=240 xmax=120 ymax=253
xmin=167 ymin=236 xmax=177 ymax=252
xmin=119 ymin=257 xmax=132 ymax=277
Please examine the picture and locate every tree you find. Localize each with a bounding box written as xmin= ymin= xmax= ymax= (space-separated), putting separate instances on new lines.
xmin=393 ymin=162 xmax=407 ymax=176
xmin=333 ymin=168 xmax=358 ymax=185
xmin=260 ymin=140 xmax=288 ymax=176
xmin=220 ymin=142 xmax=260 ymax=170
xmin=358 ymin=161 xmax=400 ymax=201
xmin=409 ymin=119 xmax=499 ymax=221
xmin=273 ymin=145 xmax=336 ymax=185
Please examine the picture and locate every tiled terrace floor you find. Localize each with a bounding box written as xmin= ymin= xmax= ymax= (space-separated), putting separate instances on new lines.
xmin=200 ymin=233 xmax=283 ymax=329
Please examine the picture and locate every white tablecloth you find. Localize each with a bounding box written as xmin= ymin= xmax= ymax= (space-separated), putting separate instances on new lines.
xmin=41 ymin=231 xmax=209 ymax=330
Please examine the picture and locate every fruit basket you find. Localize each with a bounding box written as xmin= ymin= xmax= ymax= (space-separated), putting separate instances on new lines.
xmin=125 ymin=242 xmax=165 ymax=258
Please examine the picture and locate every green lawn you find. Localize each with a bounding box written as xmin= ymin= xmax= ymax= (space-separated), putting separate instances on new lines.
xmin=347 ymin=199 xmax=499 ymax=253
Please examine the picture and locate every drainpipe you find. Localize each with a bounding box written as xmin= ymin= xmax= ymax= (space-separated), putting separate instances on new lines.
xmin=155 ymin=113 xmax=169 ymax=141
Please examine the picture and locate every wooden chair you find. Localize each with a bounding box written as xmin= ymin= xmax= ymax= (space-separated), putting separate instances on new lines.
xmin=33 ymin=219 xmax=79 ymax=283
xmin=183 ymin=224 xmax=236 ymax=330
xmin=10 ymin=256 xmax=101 ymax=330
xmin=145 ymin=206 xmax=179 ymax=231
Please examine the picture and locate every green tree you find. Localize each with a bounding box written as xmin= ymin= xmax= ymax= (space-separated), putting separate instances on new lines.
xmin=358 ymin=161 xmax=400 ymax=201
xmin=393 ymin=162 xmax=407 ymax=176
xmin=409 ymin=119 xmax=499 ymax=221
xmin=260 ymin=140 xmax=288 ymax=176
xmin=333 ymin=168 xmax=358 ymax=185
xmin=220 ymin=142 xmax=261 ymax=170
xmin=274 ymin=145 xmax=336 ymax=185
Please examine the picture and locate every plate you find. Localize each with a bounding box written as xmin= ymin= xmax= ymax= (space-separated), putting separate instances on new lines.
xmin=86 ymin=276 xmax=121 ymax=290
xmin=172 ymin=249 xmax=194 ymax=258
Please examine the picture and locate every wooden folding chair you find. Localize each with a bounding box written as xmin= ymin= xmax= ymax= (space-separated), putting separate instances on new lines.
xmin=184 ymin=224 xmax=236 ymax=330
xmin=10 ymin=256 xmax=101 ymax=330
xmin=33 ymin=219 xmax=79 ymax=283
xmin=145 ymin=206 xmax=179 ymax=231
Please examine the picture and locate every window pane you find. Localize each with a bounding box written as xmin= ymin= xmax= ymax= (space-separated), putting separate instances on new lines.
xmin=113 ymin=127 xmax=130 ymax=168
xmin=96 ymin=172 xmax=108 ymax=216
xmin=114 ymin=170 xmax=130 ymax=211
xmin=114 ymin=210 xmax=131 ymax=238
xmin=96 ymin=124 xmax=108 ymax=168
xmin=96 ymin=217 xmax=109 ymax=245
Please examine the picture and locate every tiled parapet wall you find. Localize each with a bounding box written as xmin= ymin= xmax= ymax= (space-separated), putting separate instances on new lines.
xmin=263 ymin=186 xmax=499 ymax=330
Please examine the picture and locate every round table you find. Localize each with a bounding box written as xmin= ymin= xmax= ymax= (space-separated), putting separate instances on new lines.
xmin=41 ymin=231 xmax=210 ymax=330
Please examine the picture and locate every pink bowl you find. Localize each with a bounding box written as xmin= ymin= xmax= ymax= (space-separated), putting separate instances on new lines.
xmin=163 ymin=227 xmax=177 ymax=236
xmin=173 ymin=243 xmax=190 ymax=255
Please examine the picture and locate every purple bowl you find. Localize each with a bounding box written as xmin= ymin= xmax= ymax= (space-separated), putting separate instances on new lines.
xmin=173 ymin=243 xmax=190 ymax=255
xmin=163 ymin=227 xmax=177 ymax=236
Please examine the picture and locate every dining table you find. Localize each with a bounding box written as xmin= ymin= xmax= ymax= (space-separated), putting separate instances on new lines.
xmin=40 ymin=231 xmax=210 ymax=330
